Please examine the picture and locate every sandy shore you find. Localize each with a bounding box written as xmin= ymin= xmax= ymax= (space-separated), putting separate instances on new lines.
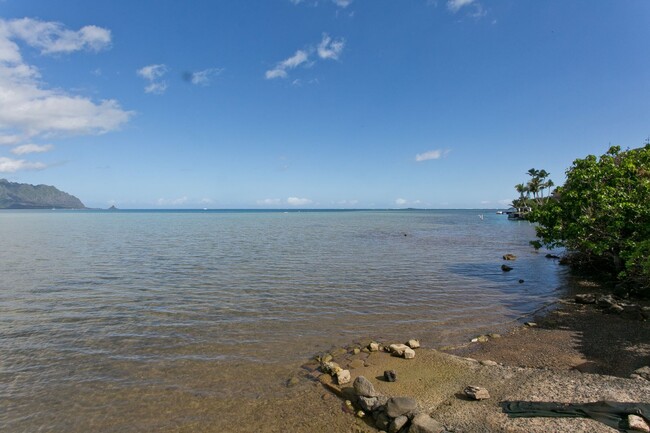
xmin=284 ymin=289 xmax=650 ymax=433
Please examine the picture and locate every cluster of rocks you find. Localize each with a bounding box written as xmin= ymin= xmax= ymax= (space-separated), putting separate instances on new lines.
xmin=574 ymin=293 xmax=650 ymax=320
xmin=630 ymin=366 xmax=650 ymax=381
xmin=317 ymin=339 xmax=421 ymax=386
xmin=470 ymin=333 xmax=501 ymax=343
xmin=351 ymin=376 xmax=446 ymax=433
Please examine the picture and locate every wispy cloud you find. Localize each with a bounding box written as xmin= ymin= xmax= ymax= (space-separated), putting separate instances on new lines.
xmin=183 ymin=68 xmax=224 ymax=86
xmin=137 ymin=64 xmax=168 ymax=94
xmin=265 ymin=50 xmax=309 ymax=79
xmin=265 ymin=34 xmax=345 ymax=80
xmin=447 ymin=0 xmax=475 ymax=13
xmin=415 ymin=149 xmax=450 ymax=162
xmin=0 ymin=156 xmax=46 ymax=173
xmin=317 ymin=33 xmax=345 ymax=60
xmin=156 ymin=196 xmax=188 ymax=206
xmin=332 ymin=0 xmax=352 ymax=7
xmin=257 ymin=198 xmax=282 ymax=206
xmin=10 ymin=143 xmax=53 ymax=155
xmin=0 ymin=17 xmax=131 ymax=175
xmin=287 ymin=196 xmax=313 ymax=206
xmin=4 ymin=18 xmax=111 ymax=55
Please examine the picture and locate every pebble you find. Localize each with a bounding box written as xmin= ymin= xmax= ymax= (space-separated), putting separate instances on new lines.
xmin=480 ymin=360 xmax=498 ymax=366
xmin=406 ymin=339 xmax=421 ymax=349
xmin=356 ymin=410 xmax=365 ymax=418
xmin=464 ymin=385 xmax=490 ymax=400
xmin=384 ymin=370 xmax=397 ymax=382
xmin=389 ymin=343 xmax=410 ymax=356
xmin=503 ymin=253 xmax=517 ymax=260
xmin=629 ymin=414 xmax=650 ymax=432
xmin=501 ymin=264 xmax=513 ymax=272
xmin=352 ymin=347 xmax=361 ymax=355
xmin=369 ymin=342 xmax=380 ymax=352
xmin=524 ymin=322 xmax=537 ymax=327
xmin=403 ymin=347 xmax=416 ymax=359
xmin=336 ymin=369 xmax=351 ymax=385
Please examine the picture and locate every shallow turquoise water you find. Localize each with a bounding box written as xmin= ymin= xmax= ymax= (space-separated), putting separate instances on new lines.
xmin=0 ymin=209 xmax=568 ymax=431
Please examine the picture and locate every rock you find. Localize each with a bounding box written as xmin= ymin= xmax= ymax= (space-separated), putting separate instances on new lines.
xmin=384 ymin=370 xmax=397 ymax=382
xmin=336 ymin=369 xmax=351 ymax=385
xmin=406 ymin=339 xmax=421 ymax=349
xmin=321 ymin=353 xmax=333 ymax=363
xmin=545 ymin=253 xmax=560 ymax=259
xmin=369 ymin=342 xmax=380 ymax=352
xmin=349 ymin=358 xmax=365 ymax=369
xmin=629 ymin=414 xmax=650 ymax=432
xmin=524 ymin=322 xmax=537 ymax=327
xmin=501 ymin=264 xmax=513 ymax=272
xmin=386 ymin=396 xmax=418 ymax=418
xmin=488 ymin=333 xmax=501 ymax=339
xmin=374 ymin=410 xmax=390 ymax=431
xmin=503 ymin=254 xmax=517 ymax=260
xmin=358 ymin=396 xmax=379 ymax=412
xmin=475 ymin=335 xmax=489 ymax=343
xmin=597 ymin=294 xmax=618 ymax=309
xmin=480 ymin=360 xmax=498 ymax=366
xmin=464 ymin=385 xmax=490 ymax=400
xmin=632 ymin=366 xmax=650 ymax=381
xmin=352 ymin=347 xmax=361 ymax=355
xmin=408 ymin=413 xmax=445 ymax=433
xmin=403 ymin=347 xmax=416 ymax=359
xmin=354 ymin=376 xmax=379 ymax=397
xmin=356 ymin=410 xmax=366 ymax=418
xmin=389 ymin=415 xmax=408 ymax=433
xmin=518 ymin=279 xmax=525 ymax=284
xmin=286 ymin=376 xmax=300 ymax=387
xmin=321 ymin=361 xmax=342 ymax=375
xmin=607 ymin=303 xmax=625 ymax=314
xmin=389 ymin=343 xmax=410 ymax=356
xmin=575 ymin=294 xmax=596 ymax=304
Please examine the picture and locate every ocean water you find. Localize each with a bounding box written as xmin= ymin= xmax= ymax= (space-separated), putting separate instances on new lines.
xmin=0 ymin=210 xmax=568 ymax=432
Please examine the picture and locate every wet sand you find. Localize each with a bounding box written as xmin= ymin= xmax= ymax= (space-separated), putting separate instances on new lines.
xmin=285 ymin=292 xmax=650 ymax=433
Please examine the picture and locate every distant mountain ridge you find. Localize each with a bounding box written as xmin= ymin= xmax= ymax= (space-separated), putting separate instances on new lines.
xmin=0 ymin=179 xmax=85 ymax=209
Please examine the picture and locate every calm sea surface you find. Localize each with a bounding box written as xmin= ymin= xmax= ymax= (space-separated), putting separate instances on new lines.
xmin=1 ymin=210 xmax=569 ymax=432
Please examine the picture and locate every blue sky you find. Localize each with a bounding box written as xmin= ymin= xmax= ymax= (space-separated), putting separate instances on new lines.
xmin=0 ymin=0 xmax=648 ymax=209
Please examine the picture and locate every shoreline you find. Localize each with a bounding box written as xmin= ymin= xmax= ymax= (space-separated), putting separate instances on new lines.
xmin=295 ymin=286 xmax=650 ymax=432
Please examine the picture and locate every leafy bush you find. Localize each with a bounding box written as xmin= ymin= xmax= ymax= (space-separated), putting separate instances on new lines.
xmin=529 ymin=144 xmax=650 ymax=296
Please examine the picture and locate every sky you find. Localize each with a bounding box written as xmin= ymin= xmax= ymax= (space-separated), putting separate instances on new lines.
xmin=0 ymin=0 xmax=649 ymax=209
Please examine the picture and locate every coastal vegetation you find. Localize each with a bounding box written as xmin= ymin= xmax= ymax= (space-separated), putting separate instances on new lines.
xmin=527 ymin=143 xmax=650 ymax=296
xmin=512 ymin=169 xmax=554 ymax=209
xmin=0 ymin=179 xmax=85 ymax=209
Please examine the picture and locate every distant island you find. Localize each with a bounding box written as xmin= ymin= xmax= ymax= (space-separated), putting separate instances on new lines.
xmin=0 ymin=179 xmax=85 ymax=209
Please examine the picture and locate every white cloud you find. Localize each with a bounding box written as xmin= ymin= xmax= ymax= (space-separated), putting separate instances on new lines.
xmin=156 ymin=196 xmax=188 ymax=206
xmin=186 ymin=68 xmax=223 ymax=86
xmin=0 ymin=17 xmax=131 ymax=155
xmin=257 ymin=198 xmax=282 ymax=206
xmin=447 ymin=0 xmax=475 ymax=13
xmin=332 ymin=0 xmax=352 ymax=7
xmin=395 ymin=198 xmax=408 ymax=206
xmin=287 ymin=196 xmax=313 ymax=206
xmin=10 ymin=143 xmax=53 ymax=155
xmin=137 ymin=64 xmax=168 ymax=94
xmin=0 ymin=156 xmax=46 ymax=173
xmin=265 ymin=34 xmax=344 ymax=80
xmin=265 ymin=50 xmax=309 ymax=80
xmin=4 ymin=18 xmax=111 ymax=54
xmin=317 ymin=33 xmax=345 ymax=60
xmin=0 ymin=134 xmax=23 ymax=145
xmin=415 ymin=149 xmax=450 ymax=162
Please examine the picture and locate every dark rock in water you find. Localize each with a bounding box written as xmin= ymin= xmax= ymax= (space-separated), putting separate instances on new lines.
xmin=354 ymin=376 xmax=379 ymax=397
xmin=545 ymin=253 xmax=561 ymax=259
xmin=384 ymin=370 xmax=397 ymax=382
xmin=501 ymin=264 xmax=513 ymax=272
xmin=575 ymin=294 xmax=596 ymax=304
xmin=518 ymin=279 xmax=525 ymax=284
xmin=409 ymin=413 xmax=445 ymax=433
xmin=386 ymin=396 xmax=417 ymax=418
xmin=503 ymin=253 xmax=517 ymax=260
